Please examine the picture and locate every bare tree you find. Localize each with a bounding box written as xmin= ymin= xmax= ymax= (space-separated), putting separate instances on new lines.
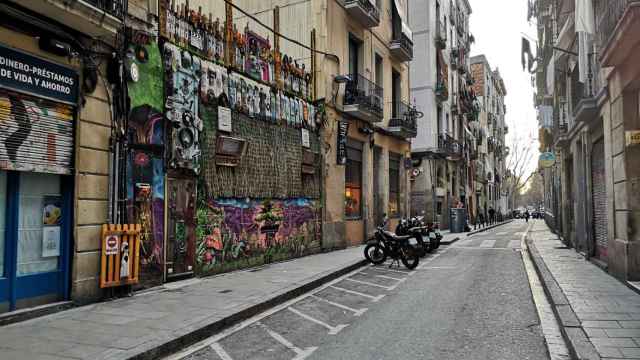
xmin=504 ymin=136 xmax=536 ymax=211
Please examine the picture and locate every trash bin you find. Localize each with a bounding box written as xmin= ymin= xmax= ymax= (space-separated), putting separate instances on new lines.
xmin=449 ymin=208 xmax=467 ymax=233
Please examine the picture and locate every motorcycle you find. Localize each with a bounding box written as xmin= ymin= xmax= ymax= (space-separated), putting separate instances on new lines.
xmin=364 ymin=216 xmax=420 ymax=270
xmin=425 ymin=220 xmax=443 ymax=250
xmin=395 ymin=217 xmax=431 ymax=257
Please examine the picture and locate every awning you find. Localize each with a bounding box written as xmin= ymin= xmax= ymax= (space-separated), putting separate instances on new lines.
xmin=555 ymin=14 xmax=575 ymax=53
xmin=546 ymin=53 xmax=555 ymax=95
xmin=393 ymin=0 xmax=413 ymax=40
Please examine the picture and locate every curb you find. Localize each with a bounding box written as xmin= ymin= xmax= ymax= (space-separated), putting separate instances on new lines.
xmin=129 ymin=258 xmax=368 ymax=360
xmin=440 ymin=236 xmax=460 ymax=245
xmin=524 ymin=228 xmax=600 ymax=360
xmin=466 ymin=219 xmax=515 ymax=236
xmin=0 ymin=301 xmax=74 ymax=327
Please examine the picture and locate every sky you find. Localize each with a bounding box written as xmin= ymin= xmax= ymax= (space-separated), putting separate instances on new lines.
xmin=468 ymin=0 xmax=540 ymax=176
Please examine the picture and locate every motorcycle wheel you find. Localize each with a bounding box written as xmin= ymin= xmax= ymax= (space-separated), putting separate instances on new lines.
xmin=400 ymin=246 xmax=420 ymax=270
xmin=364 ymin=244 xmax=387 ymax=265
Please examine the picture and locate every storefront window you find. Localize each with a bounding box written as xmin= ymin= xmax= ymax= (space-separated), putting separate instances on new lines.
xmin=17 ymin=172 xmax=60 ymax=275
xmin=345 ymin=139 xmax=363 ymax=219
xmin=389 ymin=153 xmax=401 ymax=217
xmin=0 ymin=171 xmax=5 ymax=278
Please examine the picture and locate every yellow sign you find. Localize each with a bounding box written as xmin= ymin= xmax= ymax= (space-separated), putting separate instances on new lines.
xmin=626 ymin=131 xmax=640 ymax=146
xmin=539 ymin=152 xmax=556 ymax=168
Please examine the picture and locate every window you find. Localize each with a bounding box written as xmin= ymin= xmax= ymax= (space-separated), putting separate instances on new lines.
xmin=375 ymin=54 xmax=383 ymax=88
xmin=392 ymin=70 xmax=401 ymax=117
xmin=345 ymin=139 xmax=363 ymax=219
xmin=389 ymin=153 xmax=401 ymax=217
xmin=349 ymin=36 xmax=360 ymax=76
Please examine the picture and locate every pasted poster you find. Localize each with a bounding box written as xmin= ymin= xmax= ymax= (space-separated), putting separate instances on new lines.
xmin=42 ymin=196 xmax=62 ymax=258
xmin=196 ymin=198 xmax=321 ymax=274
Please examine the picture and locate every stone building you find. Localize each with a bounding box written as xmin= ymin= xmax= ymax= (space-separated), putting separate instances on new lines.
xmin=535 ymin=0 xmax=640 ymax=280
xmin=409 ymin=0 xmax=475 ymax=229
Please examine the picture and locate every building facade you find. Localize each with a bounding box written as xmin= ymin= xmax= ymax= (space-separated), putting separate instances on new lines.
xmin=409 ymin=0 xmax=476 ymax=228
xmin=0 ymin=0 xmax=417 ymax=313
xmin=535 ymin=0 xmax=640 ymax=280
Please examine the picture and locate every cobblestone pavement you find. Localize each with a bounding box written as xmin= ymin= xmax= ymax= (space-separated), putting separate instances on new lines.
xmin=530 ymin=220 xmax=640 ymax=359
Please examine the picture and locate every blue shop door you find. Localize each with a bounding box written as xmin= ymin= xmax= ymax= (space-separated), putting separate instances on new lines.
xmin=0 ymin=171 xmax=72 ymax=312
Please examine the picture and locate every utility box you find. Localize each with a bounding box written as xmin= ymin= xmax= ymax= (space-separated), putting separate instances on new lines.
xmin=100 ymin=224 xmax=142 ymax=288
xmin=449 ymin=208 xmax=467 ymax=233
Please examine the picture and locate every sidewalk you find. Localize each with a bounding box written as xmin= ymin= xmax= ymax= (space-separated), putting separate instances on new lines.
xmin=0 ymin=247 xmax=365 ymax=360
xmin=527 ymin=220 xmax=640 ymax=360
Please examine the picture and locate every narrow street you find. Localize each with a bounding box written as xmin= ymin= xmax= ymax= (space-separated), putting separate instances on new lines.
xmin=168 ymin=221 xmax=552 ymax=360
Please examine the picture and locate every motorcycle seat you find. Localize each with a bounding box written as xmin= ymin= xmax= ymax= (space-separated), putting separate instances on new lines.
xmin=383 ymin=230 xmax=412 ymax=241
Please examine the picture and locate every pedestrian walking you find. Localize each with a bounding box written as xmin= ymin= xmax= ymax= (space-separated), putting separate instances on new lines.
xmin=488 ymin=207 xmax=495 ymax=225
xmin=525 ymin=211 xmax=530 ymax=223
xmin=479 ymin=212 xmax=485 ymax=228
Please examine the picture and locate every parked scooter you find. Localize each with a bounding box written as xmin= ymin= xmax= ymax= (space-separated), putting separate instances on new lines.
xmin=364 ymin=215 xmax=420 ymax=269
xmin=425 ymin=221 xmax=443 ymax=250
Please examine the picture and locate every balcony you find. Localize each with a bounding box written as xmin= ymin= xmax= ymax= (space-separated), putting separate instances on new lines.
xmin=390 ymin=33 xmax=414 ymax=62
xmin=571 ymin=55 xmax=600 ymax=126
xmin=438 ymin=134 xmax=463 ymax=160
xmin=435 ymin=80 xmax=448 ymax=103
xmin=597 ymin=0 xmax=640 ymax=66
xmin=344 ymin=0 xmax=380 ymax=28
xmin=343 ymin=73 xmax=384 ymax=123
xmin=435 ymin=20 xmax=447 ymax=49
xmin=14 ymin=0 xmax=124 ymax=38
xmin=387 ymin=101 xmax=418 ymax=138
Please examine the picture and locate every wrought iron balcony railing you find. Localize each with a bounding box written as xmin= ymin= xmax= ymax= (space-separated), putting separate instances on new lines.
xmin=343 ymin=73 xmax=384 ymax=122
xmin=570 ymin=53 xmax=600 ymax=123
xmin=344 ymin=0 xmax=381 ymax=28
xmin=390 ymin=32 xmax=414 ymax=62
xmin=597 ymin=0 xmax=640 ymax=52
xmin=84 ymin=0 xmax=125 ymax=18
xmin=388 ymin=100 xmax=418 ymax=138
xmin=438 ymin=134 xmax=463 ymax=158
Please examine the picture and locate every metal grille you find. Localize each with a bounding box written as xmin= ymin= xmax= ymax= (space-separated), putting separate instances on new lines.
xmin=0 ymin=90 xmax=74 ymax=175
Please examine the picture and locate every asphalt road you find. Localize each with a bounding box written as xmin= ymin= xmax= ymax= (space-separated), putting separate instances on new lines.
xmin=168 ymin=220 xmax=550 ymax=360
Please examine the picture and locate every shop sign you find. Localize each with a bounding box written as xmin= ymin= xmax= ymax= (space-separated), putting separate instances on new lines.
xmin=337 ymin=121 xmax=349 ymax=165
xmin=0 ymin=44 xmax=78 ymax=104
xmin=539 ymin=152 xmax=556 ymax=168
xmin=626 ymin=131 xmax=640 ymax=147
xmin=104 ymin=235 xmax=120 ymax=256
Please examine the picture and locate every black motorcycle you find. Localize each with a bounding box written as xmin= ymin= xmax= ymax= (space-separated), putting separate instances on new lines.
xmin=395 ymin=218 xmax=431 ymax=257
xmin=364 ymin=217 xmax=420 ymax=270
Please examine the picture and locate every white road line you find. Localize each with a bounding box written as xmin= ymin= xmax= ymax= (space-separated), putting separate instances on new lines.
xmin=210 ymin=343 xmax=233 ymax=360
xmin=287 ymin=307 xmax=348 ymax=335
xmin=496 ymin=232 xmax=508 ymax=235
xmin=480 ymin=239 xmax=496 ymax=248
xmin=329 ymin=285 xmax=385 ymax=302
xmin=508 ymin=240 xmax=521 ymax=248
xmin=367 ymin=266 xmax=414 ymax=276
xmin=344 ymin=277 xmax=392 ymax=290
xmin=257 ymin=322 xmax=318 ymax=359
xmin=310 ymin=295 xmax=367 ymax=316
xmin=375 ymin=274 xmax=405 ymax=281
xmin=420 ymin=266 xmax=457 ymax=270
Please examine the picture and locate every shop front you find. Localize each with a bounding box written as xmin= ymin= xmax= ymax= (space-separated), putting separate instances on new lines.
xmin=0 ymin=41 xmax=78 ymax=311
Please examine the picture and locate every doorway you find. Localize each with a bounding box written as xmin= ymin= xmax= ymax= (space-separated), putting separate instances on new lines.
xmin=166 ymin=177 xmax=196 ymax=279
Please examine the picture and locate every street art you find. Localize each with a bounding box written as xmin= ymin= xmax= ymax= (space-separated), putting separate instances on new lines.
xmin=196 ymin=198 xmax=321 ymax=274
xmin=126 ymin=42 xmax=166 ymax=284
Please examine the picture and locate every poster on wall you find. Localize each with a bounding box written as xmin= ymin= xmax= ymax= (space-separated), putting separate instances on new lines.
xmin=218 ymin=106 xmax=232 ymax=132
xmin=42 ymin=226 xmax=61 ymax=257
xmin=301 ymin=128 xmax=310 ymax=148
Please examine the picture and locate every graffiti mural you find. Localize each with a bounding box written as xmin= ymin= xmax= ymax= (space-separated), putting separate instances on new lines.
xmin=196 ymin=198 xmax=321 ymax=274
xmin=126 ymin=41 xmax=166 ymax=286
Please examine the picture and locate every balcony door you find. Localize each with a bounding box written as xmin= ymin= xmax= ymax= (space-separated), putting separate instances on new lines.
xmin=349 ymin=36 xmax=361 ymax=77
xmin=392 ymin=70 xmax=401 ymax=117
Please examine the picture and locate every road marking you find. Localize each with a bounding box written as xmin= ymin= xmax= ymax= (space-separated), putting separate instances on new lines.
xmin=344 ymin=277 xmax=393 ymax=290
xmin=310 ymin=295 xmax=367 ymax=316
xmin=375 ymin=274 xmax=405 ymax=281
xmin=367 ymin=265 xmax=414 ymax=276
xmin=329 ymin=285 xmax=385 ymax=302
xmin=508 ymin=240 xmax=521 ymax=248
xmin=420 ymin=266 xmax=457 ymax=270
xmin=257 ymin=322 xmax=318 ymax=359
xmin=480 ymin=240 xmax=496 ymax=248
xmin=287 ymin=307 xmax=348 ymax=335
xmin=496 ymin=232 xmax=508 ymax=235
xmin=210 ymin=343 xmax=233 ymax=360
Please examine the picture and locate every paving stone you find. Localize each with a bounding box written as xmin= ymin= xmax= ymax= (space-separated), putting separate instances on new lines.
xmin=591 ymin=338 xmax=638 ymax=347
xmin=583 ymin=321 xmax=623 ymax=329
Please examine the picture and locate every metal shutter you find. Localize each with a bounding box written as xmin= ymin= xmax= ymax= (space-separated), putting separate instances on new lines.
xmin=591 ymin=139 xmax=607 ymax=260
xmin=0 ymin=90 xmax=74 ymax=175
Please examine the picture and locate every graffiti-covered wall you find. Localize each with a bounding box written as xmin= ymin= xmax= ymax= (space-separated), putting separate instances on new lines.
xmin=196 ymin=198 xmax=321 ymax=274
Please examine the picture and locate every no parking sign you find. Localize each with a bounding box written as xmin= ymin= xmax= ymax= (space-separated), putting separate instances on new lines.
xmin=104 ymin=235 xmax=119 ymax=255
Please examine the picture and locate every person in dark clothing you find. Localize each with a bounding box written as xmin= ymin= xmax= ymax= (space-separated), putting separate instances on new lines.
xmin=488 ymin=207 xmax=495 ymax=225
xmin=478 ymin=212 xmax=486 ymax=228
xmin=525 ymin=211 xmax=530 ymax=223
